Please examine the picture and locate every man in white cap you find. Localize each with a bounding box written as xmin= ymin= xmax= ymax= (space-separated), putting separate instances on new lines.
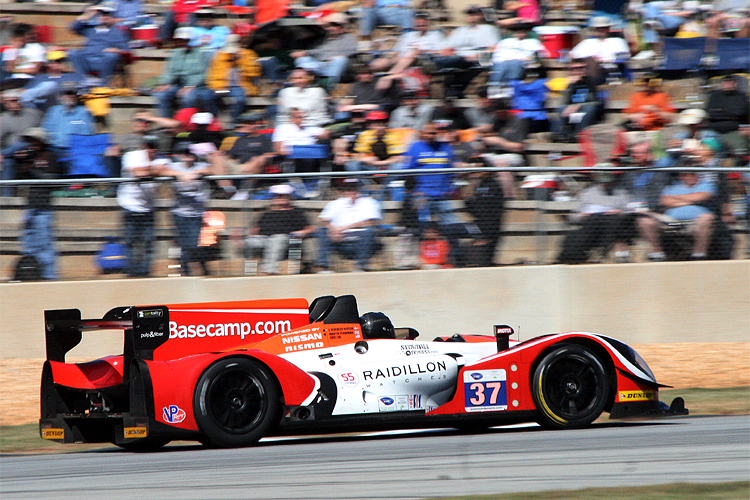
xmin=569 ymin=16 xmax=629 ymax=65
xmin=154 ymin=27 xmax=212 ymax=118
xmin=68 ymin=2 xmax=129 ymax=84
xmin=117 ymin=135 xmax=168 ymax=277
xmin=243 ymin=184 xmax=315 ymax=275
xmin=316 ymin=178 xmax=382 ymax=272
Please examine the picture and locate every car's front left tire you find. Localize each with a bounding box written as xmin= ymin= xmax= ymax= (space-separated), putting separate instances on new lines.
xmin=532 ymin=344 xmax=609 ymax=429
xmin=194 ymin=357 xmax=280 ymax=448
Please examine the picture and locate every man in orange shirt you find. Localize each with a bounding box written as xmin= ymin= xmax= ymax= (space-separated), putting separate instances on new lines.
xmin=623 ymin=75 xmax=676 ymax=131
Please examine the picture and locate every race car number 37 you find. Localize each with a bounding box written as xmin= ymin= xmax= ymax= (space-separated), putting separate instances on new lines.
xmin=463 ymin=369 xmax=508 ymax=412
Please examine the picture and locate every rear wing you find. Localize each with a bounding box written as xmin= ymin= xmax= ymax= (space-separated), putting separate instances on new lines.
xmin=44 ymin=306 xmax=169 ymax=362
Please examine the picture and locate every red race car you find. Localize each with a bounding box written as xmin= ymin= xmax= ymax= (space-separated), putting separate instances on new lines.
xmin=40 ymin=295 xmax=687 ymax=450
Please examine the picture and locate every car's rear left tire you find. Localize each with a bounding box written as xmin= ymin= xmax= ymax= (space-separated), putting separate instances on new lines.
xmin=194 ymin=357 xmax=280 ymax=448
xmin=532 ymin=344 xmax=609 ymax=429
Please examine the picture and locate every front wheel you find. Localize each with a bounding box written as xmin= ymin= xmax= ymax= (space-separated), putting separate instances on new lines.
xmin=532 ymin=344 xmax=609 ymax=429
xmin=194 ymin=357 xmax=280 ymax=448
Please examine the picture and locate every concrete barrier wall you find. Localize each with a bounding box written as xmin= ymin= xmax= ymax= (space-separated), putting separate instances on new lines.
xmin=1 ymin=261 xmax=748 ymax=359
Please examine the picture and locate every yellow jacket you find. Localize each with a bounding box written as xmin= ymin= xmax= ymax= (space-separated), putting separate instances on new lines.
xmin=206 ymin=49 xmax=261 ymax=96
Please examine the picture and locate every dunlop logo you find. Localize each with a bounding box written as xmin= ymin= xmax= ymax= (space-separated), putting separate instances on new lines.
xmin=618 ymin=390 xmax=656 ymax=402
xmin=124 ymin=427 xmax=148 ymax=438
xmin=41 ymin=428 xmax=64 ymax=439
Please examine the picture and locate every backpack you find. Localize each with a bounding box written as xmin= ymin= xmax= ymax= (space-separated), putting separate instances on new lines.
xmin=13 ymin=255 xmax=42 ymax=281
xmin=96 ymin=237 xmax=128 ymax=273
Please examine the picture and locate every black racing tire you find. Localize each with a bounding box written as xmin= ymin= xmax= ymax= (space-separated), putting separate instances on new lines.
xmin=194 ymin=357 xmax=280 ymax=448
xmin=531 ymin=344 xmax=609 ymax=429
xmin=116 ymin=437 xmax=170 ymax=452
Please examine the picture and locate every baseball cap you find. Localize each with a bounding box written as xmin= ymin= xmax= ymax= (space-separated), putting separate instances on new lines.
xmin=678 ymin=108 xmax=707 ymax=126
xmin=93 ymin=1 xmax=116 ymax=12
xmin=3 ymin=88 xmax=22 ymax=99
xmin=323 ymin=12 xmax=348 ymax=25
xmin=47 ymin=50 xmax=68 ymax=61
xmin=366 ymin=110 xmax=388 ymax=121
xmin=589 ymin=16 xmax=613 ymax=28
xmin=238 ymin=111 xmax=266 ymax=123
xmin=342 ymin=178 xmax=360 ymax=189
xmin=173 ymin=27 xmax=192 ymax=40
xmin=22 ymin=127 xmax=49 ymax=144
xmin=269 ymin=184 xmax=295 ymax=196
xmin=223 ymin=34 xmax=241 ymax=54
xmin=190 ymin=112 xmax=214 ymax=125
xmin=464 ymin=5 xmax=483 ymax=14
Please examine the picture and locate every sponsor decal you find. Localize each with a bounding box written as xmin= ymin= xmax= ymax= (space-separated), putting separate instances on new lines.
xmin=363 ymin=361 xmax=447 ymax=380
xmin=326 ymin=326 xmax=362 ymax=340
xmin=464 ymin=369 xmax=508 ymax=412
xmin=283 ymin=331 xmax=325 ymax=352
xmin=41 ymin=428 xmax=64 ymax=440
xmin=379 ymin=395 xmax=425 ymax=411
xmin=338 ymin=372 xmax=359 ymax=387
xmin=124 ymin=427 xmax=148 ymax=438
xmin=168 ymin=319 xmax=292 ymax=340
xmin=162 ymin=405 xmax=186 ymax=424
xmin=618 ymin=390 xmax=656 ymax=402
xmin=140 ymin=330 xmax=164 ymax=339
xmin=378 ymin=397 xmax=396 ymax=412
xmin=138 ymin=309 xmax=163 ymax=318
xmin=399 ymin=343 xmax=435 ymax=356
xmin=282 ymin=332 xmax=323 ymax=344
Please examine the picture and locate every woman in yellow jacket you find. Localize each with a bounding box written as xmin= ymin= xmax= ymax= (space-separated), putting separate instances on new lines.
xmin=205 ymin=34 xmax=261 ymax=124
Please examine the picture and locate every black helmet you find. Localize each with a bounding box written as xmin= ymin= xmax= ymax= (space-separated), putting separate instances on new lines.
xmin=360 ymin=312 xmax=395 ymax=339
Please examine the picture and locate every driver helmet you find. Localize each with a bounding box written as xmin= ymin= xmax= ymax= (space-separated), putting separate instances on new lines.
xmin=360 ymin=312 xmax=395 ymax=339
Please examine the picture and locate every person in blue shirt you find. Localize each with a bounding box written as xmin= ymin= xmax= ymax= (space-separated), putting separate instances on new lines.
xmin=407 ymin=121 xmax=455 ymax=221
xmin=639 ymin=171 xmax=717 ymax=261
xmin=40 ymin=83 xmax=95 ymax=168
xmin=189 ymin=8 xmax=231 ymax=53
xmin=510 ymin=64 xmax=550 ymax=139
xmin=68 ymin=2 xmax=129 ymax=85
xmin=406 ymin=121 xmax=478 ymax=266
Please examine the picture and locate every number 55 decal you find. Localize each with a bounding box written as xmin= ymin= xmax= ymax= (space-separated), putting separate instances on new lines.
xmin=464 ymin=369 xmax=508 ymax=412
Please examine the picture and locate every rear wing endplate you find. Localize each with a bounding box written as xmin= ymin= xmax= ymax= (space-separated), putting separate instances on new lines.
xmin=44 ymin=306 xmax=169 ymax=362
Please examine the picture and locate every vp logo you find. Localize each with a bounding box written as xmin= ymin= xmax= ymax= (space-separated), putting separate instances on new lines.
xmin=162 ymin=405 xmax=186 ymax=423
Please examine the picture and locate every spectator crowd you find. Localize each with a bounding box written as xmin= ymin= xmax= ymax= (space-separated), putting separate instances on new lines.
xmin=0 ymin=0 xmax=748 ymax=279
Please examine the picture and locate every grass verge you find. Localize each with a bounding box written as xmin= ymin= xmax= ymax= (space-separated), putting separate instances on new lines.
xmin=2 ymin=387 xmax=747 ymax=454
xmin=432 ymin=482 xmax=750 ymax=500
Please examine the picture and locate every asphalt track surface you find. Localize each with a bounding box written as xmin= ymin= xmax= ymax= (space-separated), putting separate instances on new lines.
xmin=2 ymin=415 xmax=748 ymax=500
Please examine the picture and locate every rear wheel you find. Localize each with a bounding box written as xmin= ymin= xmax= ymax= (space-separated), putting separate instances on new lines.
xmin=532 ymin=344 xmax=609 ymax=429
xmin=194 ymin=357 xmax=280 ymax=448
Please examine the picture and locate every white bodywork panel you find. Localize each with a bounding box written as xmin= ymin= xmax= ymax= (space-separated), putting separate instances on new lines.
xmin=280 ymin=338 xmax=500 ymax=415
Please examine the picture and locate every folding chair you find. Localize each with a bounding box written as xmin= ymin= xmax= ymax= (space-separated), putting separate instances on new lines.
xmin=715 ymin=38 xmax=750 ymax=72
xmin=284 ymin=144 xmax=330 ymax=198
xmin=657 ymin=37 xmax=706 ymax=71
xmin=64 ymin=134 xmax=112 ymax=177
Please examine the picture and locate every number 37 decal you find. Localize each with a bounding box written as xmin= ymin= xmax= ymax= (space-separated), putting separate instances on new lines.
xmin=463 ymin=369 xmax=508 ymax=412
